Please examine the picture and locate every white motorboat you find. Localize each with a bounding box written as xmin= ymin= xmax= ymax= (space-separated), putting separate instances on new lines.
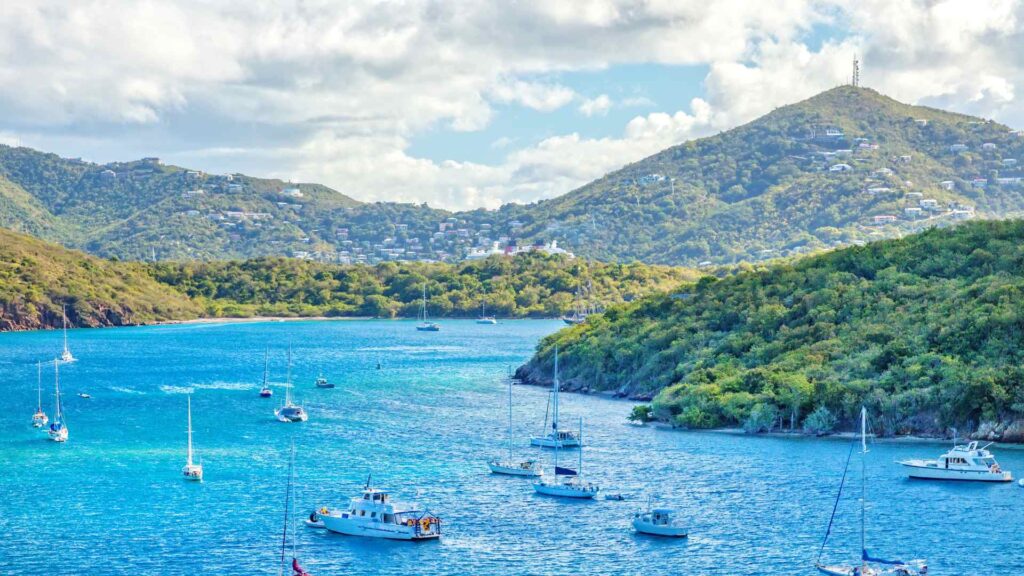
xmin=416 ymin=284 xmax=441 ymax=331
xmin=314 ymin=370 xmax=334 ymax=389
xmin=531 ymin=347 xmax=581 ymax=448
xmin=31 ymin=361 xmax=49 ymax=428
xmin=275 ymin=347 xmax=308 ymax=423
xmin=182 ymin=395 xmax=203 ymax=482
xmin=48 ymin=359 xmax=68 ymax=442
xmin=476 ymin=302 xmax=497 ymax=324
xmin=321 ymin=481 xmax=441 ymax=541
xmin=488 ymin=369 xmax=542 ymax=477
xmin=60 ymin=304 xmax=76 ymax=363
xmin=899 ymin=441 xmax=1012 ymax=482
xmin=533 ymin=417 xmax=599 ymax=499
xmin=259 ymin=347 xmax=273 ymax=398
xmin=633 ymin=502 xmax=687 ymax=537
xmin=815 ymin=407 xmax=927 ymax=576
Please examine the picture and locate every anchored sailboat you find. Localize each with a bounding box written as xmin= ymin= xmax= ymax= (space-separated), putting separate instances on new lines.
xmin=260 ymin=348 xmax=273 ymax=398
xmin=533 ymin=416 xmax=599 ymax=498
xmin=280 ymin=442 xmax=312 ymax=576
xmin=476 ymin=302 xmax=497 ymax=325
xmin=275 ymin=346 xmax=308 ymax=423
xmin=48 ymin=359 xmax=68 ymax=442
xmin=31 ymin=361 xmax=49 ymax=428
xmin=183 ymin=395 xmax=203 ymax=481
xmin=530 ymin=347 xmax=580 ymax=448
xmin=815 ymin=407 xmax=927 ymax=576
xmin=416 ymin=284 xmax=440 ymax=331
xmin=60 ymin=305 xmax=76 ymax=363
xmin=488 ymin=368 xmax=541 ymax=477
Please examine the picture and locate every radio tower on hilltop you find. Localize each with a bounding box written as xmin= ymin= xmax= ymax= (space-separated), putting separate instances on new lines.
xmin=851 ymin=55 xmax=860 ymax=87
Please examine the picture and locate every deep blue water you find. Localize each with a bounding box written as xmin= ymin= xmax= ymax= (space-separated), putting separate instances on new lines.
xmin=1 ymin=319 xmax=1022 ymax=575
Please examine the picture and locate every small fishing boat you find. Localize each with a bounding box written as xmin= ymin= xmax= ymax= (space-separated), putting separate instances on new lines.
xmin=899 ymin=440 xmax=1012 ymax=482
xmin=314 ymin=370 xmax=334 ymax=389
xmin=533 ymin=417 xmax=599 ymax=499
xmin=321 ymin=477 xmax=442 ymax=540
xmin=182 ymin=395 xmax=203 ymax=482
xmin=632 ymin=499 xmax=687 ymax=537
xmin=416 ymin=285 xmax=440 ymax=332
xmin=530 ymin=348 xmax=581 ymax=448
xmin=259 ymin=348 xmax=273 ymax=398
xmin=31 ymin=361 xmax=49 ymax=428
xmin=48 ymin=360 xmax=68 ymax=442
xmin=815 ymin=407 xmax=927 ymax=576
xmin=281 ymin=442 xmax=313 ymax=575
xmin=275 ymin=347 xmax=308 ymax=423
xmin=488 ymin=369 xmax=542 ymax=477
xmin=60 ymin=305 xmax=76 ymax=363
xmin=476 ymin=302 xmax=497 ymax=325
xmin=77 ymin=392 xmax=91 ymax=399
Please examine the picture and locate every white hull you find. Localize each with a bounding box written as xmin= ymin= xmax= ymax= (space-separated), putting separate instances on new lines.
xmin=275 ymin=408 xmax=308 ymax=422
xmin=49 ymin=429 xmax=68 ymax=442
xmin=488 ymin=460 xmax=542 ymax=477
xmin=900 ymin=461 xmax=1012 ymax=482
xmin=182 ymin=465 xmax=203 ymax=482
xmin=322 ymin=516 xmax=439 ymax=540
xmin=530 ymin=435 xmax=581 ymax=448
xmin=32 ymin=415 xmax=48 ymax=428
xmin=632 ymin=519 xmax=687 ymax=537
xmin=476 ymin=318 xmax=497 ymax=324
xmin=533 ymin=480 xmax=598 ymax=499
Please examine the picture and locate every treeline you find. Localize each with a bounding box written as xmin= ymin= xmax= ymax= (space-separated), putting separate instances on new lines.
xmin=146 ymin=253 xmax=698 ymax=319
xmin=523 ymin=220 xmax=1024 ymax=440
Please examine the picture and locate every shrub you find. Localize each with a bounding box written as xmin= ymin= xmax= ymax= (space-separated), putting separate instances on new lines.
xmin=743 ymin=403 xmax=778 ymax=434
xmin=802 ymin=405 xmax=838 ymax=435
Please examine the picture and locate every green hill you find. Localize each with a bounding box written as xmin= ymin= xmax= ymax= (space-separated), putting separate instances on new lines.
xmin=517 ymin=220 xmax=1024 ymax=441
xmin=0 ymin=228 xmax=199 ymax=331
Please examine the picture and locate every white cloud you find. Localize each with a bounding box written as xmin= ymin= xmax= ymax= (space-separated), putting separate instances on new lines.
xmin=578 ymin=94 xmax=613 ymax=117
xmin=2 ymin=1 xmax=1024 ymax=210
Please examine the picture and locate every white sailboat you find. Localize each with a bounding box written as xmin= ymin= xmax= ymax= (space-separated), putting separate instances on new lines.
xmin=416 ymin=284 xmax=440 ymax=331
xmin=260 ymin=347 xmax=273 ymax=398
xmin=476 ymin=302 xmax=497 ymax=325
xmin=815 ymin=407 xmax=927 ymax=576
xmin=275 ymin=346 xmax=308 ymax=423
xmin=48 ymin=359 xmax=68 ymax=442
xmin=60 ymin=305 xmax=76 ymax=363
xmin=533 ymin=416 xmax=599 ymax=499
xmin=280 ymin=442 xmax=312 ymax=576
xmin=182 ymin=395 xmax=203 ymax=481
xmin=31 ymin=361 xmax=49 ymax=428
xmin=488 ymin=369 xmax=541 ymax=477
xmin=530 ymin=347 xmax=580 ymax=448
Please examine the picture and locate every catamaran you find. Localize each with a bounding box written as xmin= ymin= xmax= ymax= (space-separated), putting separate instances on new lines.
xmin=60 ymin=304 xmax=76 ymax=363
xmin=898 ymin=439 xmax=1012 ymax=482
xmin=488 ymin=369 xmax=541 ymax=477
xmin=280 ymin=442 xmax=312 ymax=576
xmin=320 ymin=476 xmax=442 ymax=540
xmin=476 ymin=302 xmax=497 ymax=325
xmin=48 ymin=359 xmax=68 ymax=442
xmin=533 ymin=416 xmax=599 ymax=499
xmin=260 ymin=348 xmax=273 ymax=398
xmin=530 ymin=347 xmax=581 ymax=448
xmin=183 ymin=395 xmax=203 ymax=482
xmin=815 ymin=407 xmax=927 ymax=576
xmin=275 ymin=347 xmax=308 ymax=423
xmin=416 ymin=285 xmax=440 ymax=331
xmin=31 ymin=361 xmax=49 ymax=428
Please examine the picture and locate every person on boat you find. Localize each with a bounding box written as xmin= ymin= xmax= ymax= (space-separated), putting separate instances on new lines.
xmin=291 ymin=557 xmax=310 ymax=576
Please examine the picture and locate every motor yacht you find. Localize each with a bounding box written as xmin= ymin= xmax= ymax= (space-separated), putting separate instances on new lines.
xmin=633 ymin=506 xmax=687 ymax=537
xmin=321 ymin=485 xmax=441 ymax=540
xmin=899 ymin=441 xmax=1012 ymax=482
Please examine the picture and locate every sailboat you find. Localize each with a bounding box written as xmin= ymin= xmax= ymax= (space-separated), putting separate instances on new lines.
xmin=416 ymin=284 xmax=440 ymax=331
xmin=31 ymin=361 xmax=49 ymax=428
xmin=562 ymin=285 xmax=588 ymax=325
xmin=275 ymin=346 xmax=308 ymax=423
xmin=533 ymin=416 xmax=599 ymax=498
xmin=488 ymin=368 xmax=541 ymax=476
xmin=476 ymin=302 xmax=497 ymax=325
xmin=280 ymin=442 xmax=312 ymax=576
xmin=260 ymin=348 xmax=274 ymax=398
xmin=530 ymin=347 xmax=580 ymax=448
xmin=815 ymin=407 xmax=927 ymax=576
xmin=182 ymin=395 xmax=203 ymax=481
xmin=60 ymin=304 xmax=76 ymax=363
xmin=48 ymin=359 xmax=68 ymax=442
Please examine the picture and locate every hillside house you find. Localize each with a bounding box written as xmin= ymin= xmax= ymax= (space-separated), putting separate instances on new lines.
xmin=100 ymin=169 xmax=117 ymax=180
xmin=904 ymin=207 xmax=923 ymax=217
xmin=1002 ymin=158 xmax=1017 ymax=166
xmin=939 ymin=180 xmax=955 ymax=190
xmin=997 ymin=177 xmax=1023 ymax=186
xmin=982 ymin=142 xmax=997 ymax=150
xmin=829 ymin=163 xmax=853 ymax=172
xmin=874 ymin=168 xmax=893 ymax=176
xmin=281 ymin=188 xmax=303 ymax=198
xmin=972 ymin=178 xmax=988 ymax=188
xmin=865 ymin=187 xmax=891 ymax=194
xmin=906 ymin=191 xmax=924 ymax=198
xmin=951 ymin=209 xmax=975 ymax=220
xmin=898 ymin=155 xmax=912 ymax=164
xmin=919 ymin=198 xmax=939 ymax=209
xmin=914 ymin=118 xmax=928 ymax=126
xmin=949 ymin=144 xmax=968 ymax=153
xmin=872 ymin=215 xmax=898 ymax=224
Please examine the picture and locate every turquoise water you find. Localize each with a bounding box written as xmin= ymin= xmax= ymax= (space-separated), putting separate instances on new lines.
xmin=1 ymin=319 xmax=1022 ymax=575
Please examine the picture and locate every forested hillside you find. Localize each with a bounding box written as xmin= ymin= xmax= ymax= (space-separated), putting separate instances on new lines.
xmin=518 ymin=220 xmax=1024 ymax=441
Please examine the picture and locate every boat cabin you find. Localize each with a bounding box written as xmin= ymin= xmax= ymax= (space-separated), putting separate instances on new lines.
xmin=940 ymin=442 xmax=1001 ymax=471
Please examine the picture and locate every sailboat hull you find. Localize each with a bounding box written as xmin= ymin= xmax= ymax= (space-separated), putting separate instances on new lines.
xmin=488 ymin=460 xmax=542 ymax=477
xmin=533 ymin=480 xmax=599 ymax=499
xmin=416 ymin=324 xmax=440 ymax=332
xmin=530 ymin=435 xmax=581 ymax=448
xmin=182 ymin=465 xmax=203 ymax=482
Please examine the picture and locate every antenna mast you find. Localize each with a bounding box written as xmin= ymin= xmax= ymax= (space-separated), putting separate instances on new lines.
xmin=851 ymin=55 xmax=860 ymax=87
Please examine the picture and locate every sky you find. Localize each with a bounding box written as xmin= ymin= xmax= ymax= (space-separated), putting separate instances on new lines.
xmin=0 ymin=1 xmax=1022 ymax=210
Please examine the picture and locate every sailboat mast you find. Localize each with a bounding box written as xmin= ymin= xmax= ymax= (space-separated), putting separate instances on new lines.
xmin=421 ymin=284 xmax=427 ymax=321
xmin=552 ymin=347 xmax=559 ymax=435
xmin=285 ymin=345 xmax=293 ymax=405
xmin=186 ymin=395 xmax=194 ymax=467
xmin=63 ymin=305 xmax=69 ymax=353
xmin=263 ymin=347 xmax=270 ymax=387
xmin=860 ymin=406 xmax=867 ymax=568
xmin=507 ymin=370 xmax=514 ymax=462
xmin=280 ymin=442 xmax=294 ymax=576
xmin=578 ymin=417 xmax=583 ymax=476
xmin=37 ymin=361 xmax=42 ymax=411
xmin=53 ymin=359 xmax=61 ymax=420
